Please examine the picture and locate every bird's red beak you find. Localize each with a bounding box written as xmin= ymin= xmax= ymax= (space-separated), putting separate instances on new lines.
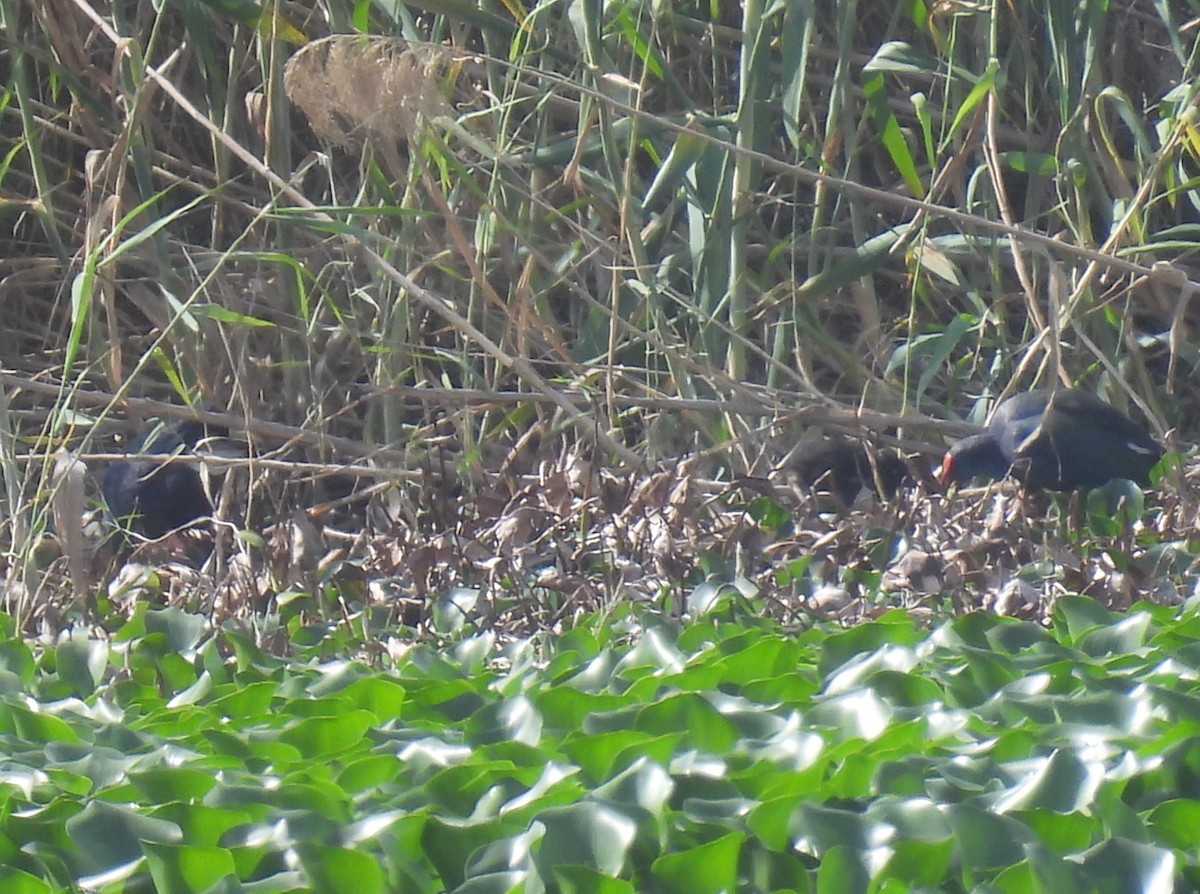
xmin=938 ymin=453 xmax=954 ymax=487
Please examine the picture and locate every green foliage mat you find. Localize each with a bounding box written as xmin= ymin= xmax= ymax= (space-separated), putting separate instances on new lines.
xmin=0 ymin=597 xmax=1195 ymax=893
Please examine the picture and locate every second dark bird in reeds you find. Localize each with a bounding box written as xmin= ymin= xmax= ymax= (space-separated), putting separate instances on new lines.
xmin=795 ymin=440 xmax=909 ymax=505
xmin=939 ymin=388 xmax=1162 ymax=491
xmin=101 ymin=417 xmax=225 ymax=546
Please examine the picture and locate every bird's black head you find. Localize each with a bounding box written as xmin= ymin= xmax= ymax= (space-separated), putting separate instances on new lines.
xmin=939 ymin=433 xmax=1010 ymax=487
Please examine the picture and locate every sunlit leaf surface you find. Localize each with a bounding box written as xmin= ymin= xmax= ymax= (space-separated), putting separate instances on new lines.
xmin=0 ymin=599 xmax=1184 ymax=891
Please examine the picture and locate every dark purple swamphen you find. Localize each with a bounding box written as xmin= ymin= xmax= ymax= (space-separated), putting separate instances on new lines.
xmin=939 ymin=389 xmax=1161 ymax=491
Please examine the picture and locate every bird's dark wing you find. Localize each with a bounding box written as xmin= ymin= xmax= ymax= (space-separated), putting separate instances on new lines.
xmin=100 ymin=462 xmax=141 ymax=525
xmin=102 ymin=415 xmax=221 ymax=545
xmin=1015 ymin=389 xmax=1161 ymax=489
xmin=987 ymin=389 xmax=1051 ymax=462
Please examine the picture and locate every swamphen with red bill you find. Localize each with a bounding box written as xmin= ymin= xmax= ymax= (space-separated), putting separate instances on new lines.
xmin=102 ymin=416 xmax=225 ymax=546
xmin=939 ymin=388 xmax=1161 ymax=491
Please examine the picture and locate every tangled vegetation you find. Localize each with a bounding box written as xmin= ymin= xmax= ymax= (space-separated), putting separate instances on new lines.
xmin=2 ymin=0 xmax=1200 ymax=889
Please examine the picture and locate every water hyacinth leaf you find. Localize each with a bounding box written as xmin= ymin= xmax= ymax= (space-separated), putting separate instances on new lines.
xmin=618 ymin=627 xmax=688 ymax=676
xmin=462 ymin=824 xmax=543 ymax=880
xmin=552 ymin=864 xmax=638 ymax=893
xmin=433 ymin=589 xmax=483 ymax=636
xmin=982 ymin=618 xmax=1058 ymax=655
xmin=278 ymin=710 xmax=376 ymax=759
xmin=167 ymin=670 xmax=213 ymax=708
xmin=991 ymin=750 xmax=1103 ymax=814
xmin=66 ymin=801 xmax=182 ymax=869
xmin=1051 ymin=687 xmax=1151 ymax=735
xmin=422 ymin=815 xmax=525 ymax=891
xmin=650 ymin=830 xmax=743 ymax=893
xmin=0 ymin=641 xmax=34 ymax=685
xmin=946 ymin=805 xmax=1035 ymax=871
xmin=0 ymin=564 xmax=1196 ymax=891
xmin=536 ymin=686 xmax=626 ymax=734
xmin=817 ymin=611 xmax=920 ymax=678
xmin=564 ymin=729 xmax=679 ymax=783
xmin=152 ymin=804 xmax=253 ymax=850
xmin=144 ymin=608 xmax=207 ymax=653
xmin=1073 ymin=611 xmax=1153 ymax=657
xmin=814 ymin=845 xmax=870 ymax=894
xmin=708 ymin=633 xmax=803 ymax=682
xmin=47 ymin=742 xmax=133 ymax=792
xmin=1147 ymin=799 xmax=1200 ymax=848
xmin=633 ymin=693 xmax=738 ymax=750
xmin=206 ymin=681 xmax=280 ymax=721
xmin=863 ymin=669 xmax=943 ymax=706
xmin=8 ymin=703 xmax=82 ymax=745
xmin=1053 ymin=596 xmax=1122 ymax=645
xmin=1074 ymin=838 xmax=1175 ymax=894
xmin=0 ymin=868 xmax=51 ymax=894
xmin=337 ymin=754 xmax=405 ymax=794
xmin=297 ymin=844 xmax=386 ymax=894
xmin=128 ymin=767 xmax=219 ymax=803
xmin=875 ymin=836 xmax=955 ymax=887
xmin=534 ymin=803 xmax=638 ymax=878
xmin=790 ymin=802 xmax=888 ymax=856
xmin=142 ymin=841 xmax=238 ymax=894
xmin=55 ymin=637 xmax=108 ymax=698
xmin=688 ymin=582 xmax=739 ymax=616
xmin=592 ymin=757 xmax=673 ymax=817
xmin=1019 ymin=809 xmax=1096 ymax=853
xmin=335 ymin=676 xmax=407 ymax=722
xmin=452 ymin=870 xmax=529 ymax=894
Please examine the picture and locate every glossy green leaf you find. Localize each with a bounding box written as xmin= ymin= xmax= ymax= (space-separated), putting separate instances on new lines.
xmin=651 ymin=831 xmax=742 ymax=893
xmin=66 ymin=801 xmax=182 ymax=869
xmin=298 ymin=844 xmax=386 ymax=894
xmin=143 ymin=841 xmax=237 ymax=894
xmin=535 ymin=803 xmax=638 ymax=878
